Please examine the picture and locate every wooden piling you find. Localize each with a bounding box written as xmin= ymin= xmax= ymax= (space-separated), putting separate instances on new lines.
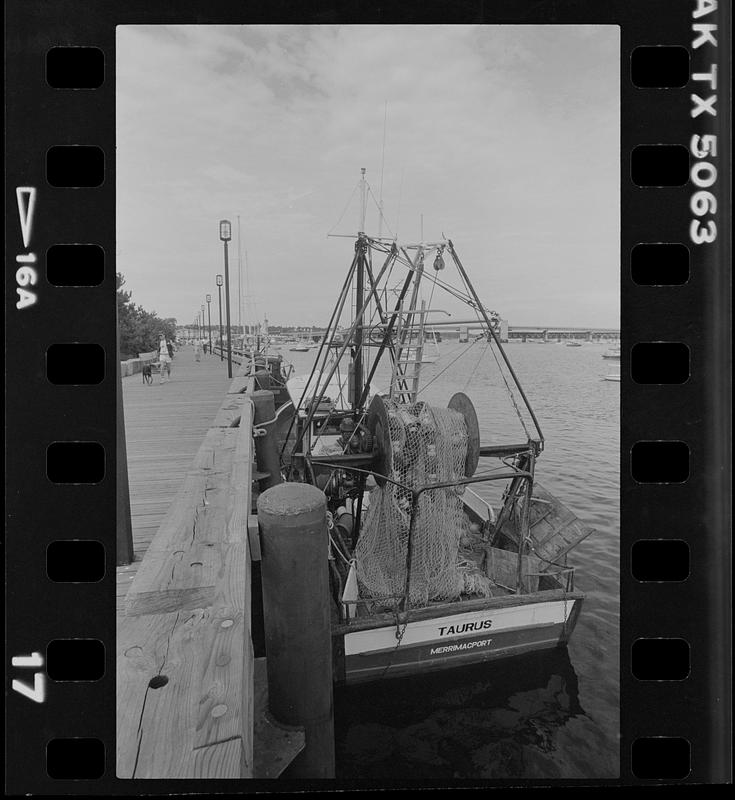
xmin=257 ymin=483 xmax=335 ymax=779
xmin=252 ymin=390 xmax=282 ymax=491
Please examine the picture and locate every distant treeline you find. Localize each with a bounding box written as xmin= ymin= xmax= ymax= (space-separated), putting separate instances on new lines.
xmin=117 ymin=273 xmax=177 ymax=360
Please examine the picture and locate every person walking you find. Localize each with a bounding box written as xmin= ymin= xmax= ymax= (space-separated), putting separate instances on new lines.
xmin=167 ymin=338 xmax=175 ymax=360
xmin=158 ymin=334 xmax=172 ymax=383
xmin=194 ymin=338 xmax=202 ymax=362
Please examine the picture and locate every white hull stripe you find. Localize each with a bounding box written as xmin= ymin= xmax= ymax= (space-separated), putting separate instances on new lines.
xmin=345 ymin=635 xmax=564 ymax=680
xmin=344 ymin=599 xmax=574 ymax=657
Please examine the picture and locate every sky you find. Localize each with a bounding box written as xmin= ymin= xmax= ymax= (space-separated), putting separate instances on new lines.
xmin=117 ymin=25 xmax=620 ymax=329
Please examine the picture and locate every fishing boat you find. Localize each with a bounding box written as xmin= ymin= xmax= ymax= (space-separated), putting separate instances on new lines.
xmin=602 ymin=345 xmax=620 ymax=360
xmin=272 ymin=170 xmax=593 ymax=684
xmin=566 ymin=341 xmax=582 ymax=347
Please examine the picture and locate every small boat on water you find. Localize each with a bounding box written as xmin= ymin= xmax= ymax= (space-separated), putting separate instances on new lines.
xmin=286 ymin=338 xmax=310 ymax=352
xmin=269 ymin=171 xmax=595 ymax=684
xmin=290 ymin=328 xmax=320 ymax=351
xmin=602 ymin=345 xmax=620 ymax=360
xmin=566 ymin=341 xmax=582 ymax=347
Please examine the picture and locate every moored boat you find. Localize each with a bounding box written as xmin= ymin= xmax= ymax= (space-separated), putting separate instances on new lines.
xmin=270 ymin=171 xmax=594 ymax=684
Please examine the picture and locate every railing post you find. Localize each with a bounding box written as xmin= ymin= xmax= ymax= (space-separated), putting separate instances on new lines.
xmin=116 ymin=328 xmax=134 ymax=565
xmin=257 ymin=483 xmax=335 ymax=778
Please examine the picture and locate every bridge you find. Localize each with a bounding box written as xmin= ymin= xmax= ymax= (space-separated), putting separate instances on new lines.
xmin=267 ymin=323 xmax=620 ymax=343
xmin=504 ymin=326 xmax=620 ymax=342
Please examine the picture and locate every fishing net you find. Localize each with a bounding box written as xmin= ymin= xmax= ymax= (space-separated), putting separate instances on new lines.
xmin=356 ymin=397 xmax=489 ymax=607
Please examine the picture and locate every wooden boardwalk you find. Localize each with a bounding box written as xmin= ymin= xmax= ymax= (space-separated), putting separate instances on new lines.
xmin=117 ymin=347 xmax=234 ymax=611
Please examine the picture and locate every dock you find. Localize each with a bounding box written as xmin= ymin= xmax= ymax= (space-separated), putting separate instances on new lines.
xmin=117 ymin=349 xmax=233 ymax=611
xmin=116 ymin=346 xmax=307 ymax=779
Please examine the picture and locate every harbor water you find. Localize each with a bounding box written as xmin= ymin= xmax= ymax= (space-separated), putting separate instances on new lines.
xmin=286 ymin=339 xmax=620 ymax=780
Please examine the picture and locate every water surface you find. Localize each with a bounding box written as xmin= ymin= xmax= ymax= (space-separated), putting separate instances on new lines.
xmin=286 ymin=340 xmax=620 ymax=780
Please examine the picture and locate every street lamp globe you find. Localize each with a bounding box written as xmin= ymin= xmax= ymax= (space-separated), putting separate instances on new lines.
xmin=206 ymin=294 xmax=212 ymax=303
xmin=216 ymin=274 xmax=223 ymax=287
xmin=219 ymin=220 xmax=232 ymax=241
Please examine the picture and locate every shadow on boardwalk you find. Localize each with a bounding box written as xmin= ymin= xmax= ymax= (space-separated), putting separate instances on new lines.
xmin=117 ymin=347 xmax=233 ymax=611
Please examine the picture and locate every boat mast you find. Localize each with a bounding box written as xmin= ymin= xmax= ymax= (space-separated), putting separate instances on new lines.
xmin=353 ymin=168 xmax=368 ymax=411
xmin=237 ymin=216 xmax=243 ymax=336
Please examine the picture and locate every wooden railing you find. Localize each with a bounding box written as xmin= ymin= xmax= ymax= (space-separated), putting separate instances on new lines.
xmin=117 ymin=375 xmax=257 ymax=778
xmin=119 ymin=350 xmax=158 ymax=377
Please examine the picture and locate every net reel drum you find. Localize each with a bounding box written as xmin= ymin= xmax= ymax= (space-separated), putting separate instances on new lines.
xmin=357 ymin=392 xmax=483 ymax=606
xmin=365 ymin=391 xmax=480 ymax=487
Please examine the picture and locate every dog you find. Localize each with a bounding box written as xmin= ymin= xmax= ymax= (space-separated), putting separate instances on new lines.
xmin=142 ymin=364 xmax=153 ymax=385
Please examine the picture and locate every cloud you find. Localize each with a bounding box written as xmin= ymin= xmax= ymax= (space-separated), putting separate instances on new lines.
xmin=117 ymin=24 xmax=619 ymax=328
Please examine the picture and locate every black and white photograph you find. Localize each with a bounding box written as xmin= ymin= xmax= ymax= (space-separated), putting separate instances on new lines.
xmin=115 ymin=24 xmax=620 ymax=780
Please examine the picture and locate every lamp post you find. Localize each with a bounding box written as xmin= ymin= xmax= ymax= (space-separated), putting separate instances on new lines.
xmin=206 ymin=295 xmax=213 ymax=356
xmin=216 ymin=274 xmax=224 ymax=362
xmin=219 ymin=220 xmax=233 ymax=378
xmin=201 ymin=304 xmax=206 ymax=354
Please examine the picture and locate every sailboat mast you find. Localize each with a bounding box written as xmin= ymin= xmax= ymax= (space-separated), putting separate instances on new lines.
xmin=245 ymin=249 xmax=252 ymax=337
xmin=237 ymin=216 xmax=243 ymax=335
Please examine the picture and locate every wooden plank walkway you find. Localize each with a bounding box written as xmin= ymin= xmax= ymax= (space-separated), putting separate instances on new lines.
xmin=117 ymin=347 xmax=234 ymax=612
xmin=117 ymin=351 xmax=306 ymax=778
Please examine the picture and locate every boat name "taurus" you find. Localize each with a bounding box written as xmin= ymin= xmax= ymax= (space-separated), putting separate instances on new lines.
xmin=438 ymin=619 xmax=493 ymax=637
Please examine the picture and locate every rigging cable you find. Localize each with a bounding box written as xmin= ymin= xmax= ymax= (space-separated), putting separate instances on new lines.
xmin=278 ymin=252 xmax=359 ymax=459
xmin=327 ymin=181 xmax=360 ymax=237
xmin=367 ymin=185 xmax=395 ymax=240
xmin=488 ymin=342 xmax=532 ymax=440
xmin=417 ymin=336 xmax=483 ymax=396
xmin=464 ymin=337 xmax=489 ymax=393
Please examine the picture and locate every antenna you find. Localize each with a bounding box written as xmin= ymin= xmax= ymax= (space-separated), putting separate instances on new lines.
xmin=378 ymin=101 xmax=387 ymax=238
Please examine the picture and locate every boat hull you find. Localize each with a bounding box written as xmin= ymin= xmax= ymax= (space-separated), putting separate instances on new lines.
xmin=333 ymin=594 xmax=583 ymax=684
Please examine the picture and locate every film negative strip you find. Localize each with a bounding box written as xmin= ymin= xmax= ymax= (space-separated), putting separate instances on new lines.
xmin=5 ymin=0 xmax=731 ymax=791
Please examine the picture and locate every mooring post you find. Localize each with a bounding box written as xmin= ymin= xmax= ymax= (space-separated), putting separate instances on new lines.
xmin=252 ymin=389 xmax=282 ymax=491
xmin=257 ymin=483 xmax=335 ymax=778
